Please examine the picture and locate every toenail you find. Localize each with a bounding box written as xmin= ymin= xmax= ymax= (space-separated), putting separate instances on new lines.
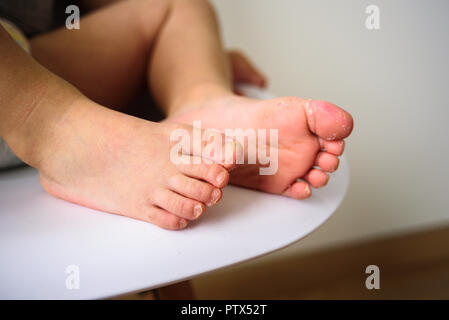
xmin=208 ymin=189 xmax=221 ymax=206
xmin=179 ymin=219 xmax=188 ymax=229
xmin=306 ymin=99 xmax=313 ymax=114
xmin=216 ymin=171 xmax=226 ymax=184
xmin=305 ymin=99 xmax=316 ymax=132
xmin=194 ymin=204 xmax=203 ymax=218
xmin=276 ymin=100 xmax=287 ymax=107
xmin=224 ymin=140 xmax=236 ymax=164
xmin=305 ymin=184 xmax=311 ymax=195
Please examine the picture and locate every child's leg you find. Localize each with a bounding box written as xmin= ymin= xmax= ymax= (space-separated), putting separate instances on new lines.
xmin=147 ymin=0 xmax=354 ymax=199
xmin=32 ymin=0 xmax=266 ymax=111
xmin=31 ymin=0 xmax=171 ymax=110
xmin=148 ymin=0 xmax=233 ymax=114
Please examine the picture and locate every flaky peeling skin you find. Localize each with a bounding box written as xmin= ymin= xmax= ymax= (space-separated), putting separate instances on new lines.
xmin=307 ymin=100 xmax=354 ymax=141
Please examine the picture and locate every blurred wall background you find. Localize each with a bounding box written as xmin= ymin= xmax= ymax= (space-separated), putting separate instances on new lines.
xmin=210 ymin=0 xmax=449 ymax=256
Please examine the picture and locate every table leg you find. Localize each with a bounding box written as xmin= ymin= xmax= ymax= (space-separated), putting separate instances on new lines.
xmin=157 ymin=280 xmax=196 ymax=300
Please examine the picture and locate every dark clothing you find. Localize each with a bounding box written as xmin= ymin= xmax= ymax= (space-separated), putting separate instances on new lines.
xmin=0 ymin=0 xmax=81 ymax=37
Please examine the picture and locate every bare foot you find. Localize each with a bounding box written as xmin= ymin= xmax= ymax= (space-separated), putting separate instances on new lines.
xmin=37 ymin=97 xmax=238 ymax=229
xmin=169 ymin=90 xmax=353 ymax=199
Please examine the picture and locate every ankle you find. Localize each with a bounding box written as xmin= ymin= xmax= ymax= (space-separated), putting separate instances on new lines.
xmin=168 ymin=82 xmax=234 ymax=117
xmin=3 ymin=78 xmax=84 ymax=169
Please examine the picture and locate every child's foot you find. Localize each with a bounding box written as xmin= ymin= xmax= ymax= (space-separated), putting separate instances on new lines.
xmin=169 ymin=90 xmax=353 ymax=199
xmin=37 ymin=98 xmax=238 ymax=230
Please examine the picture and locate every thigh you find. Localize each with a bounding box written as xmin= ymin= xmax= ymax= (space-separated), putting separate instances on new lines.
xmin=30 ymin=0 xmax=170 ymax=109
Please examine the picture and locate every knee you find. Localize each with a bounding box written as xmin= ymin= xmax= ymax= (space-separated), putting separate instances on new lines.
xmin=130 ymin=0 xmax=218 ymax=41
xmin=130 ymin=0 xmax=171 ymax=41
xmin=171 ymin=0 xmax=217 ymax=18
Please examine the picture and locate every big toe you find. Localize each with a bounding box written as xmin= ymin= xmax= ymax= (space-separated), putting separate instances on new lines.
xmin=305 ymin=100 xmax=353 ymax=141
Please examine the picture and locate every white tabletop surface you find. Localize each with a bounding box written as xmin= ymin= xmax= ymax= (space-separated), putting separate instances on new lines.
xmin=0 ymin=157 xmax=349 ymax=299
xmin=0 ymin=87 xmax=350 ymax=299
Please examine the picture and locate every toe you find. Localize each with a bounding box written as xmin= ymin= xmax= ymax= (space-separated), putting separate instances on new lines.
xmin=315 ymin=152 xmax=339 ymax=172
xmin=175 ymin=121 xmax=243 ymax=169
xmin=153 ymin=189 xmax=205 ymax=220
xmin=142 ymin=206 xmax=189 ymax=230
xmin=282 ymin=181 xmax=312 ymax=199
xmin=168 ymin=174 xmax=222 ymax=206
xmin=303 ymin=168 xmax=329 ymax=188
xmin=177 ymin=160 xmax=229 ymax=188
xmin=319 ymin=138 xmax=345 ymax=156
xmin=220 ymin=138 xmax=244 ymax=170
xmin=305 ymin=100 xmax=353 ymax=141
